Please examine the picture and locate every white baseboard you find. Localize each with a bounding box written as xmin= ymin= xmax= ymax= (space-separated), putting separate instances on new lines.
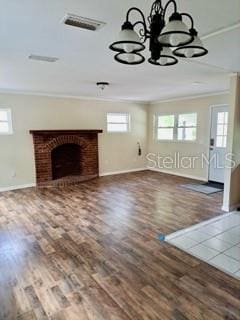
xmin=222 ymin=204 xmax=230 ymax=212
xmin=99 ymin=168 xmax=146 ymax=177
xmin=222 ymin=202 xmax=240 ymax=212
xmin=148 ymin=167 xmax=207 ymax=182
xmin=0 ymin=170 xmax=146 ymax=192
xmin=0 ymin=168 xmax=207 ymax=192
xmin=0 ymin=183 xmax=36 ymax=193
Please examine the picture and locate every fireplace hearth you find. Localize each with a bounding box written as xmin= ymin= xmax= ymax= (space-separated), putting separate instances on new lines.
xmin=30 ymin=130 xmax=102 ymax=186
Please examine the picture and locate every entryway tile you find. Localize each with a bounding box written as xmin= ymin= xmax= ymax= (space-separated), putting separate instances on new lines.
xmin=201 ymin=237 xmax=233 ymax=252
xmin=185 ymin=230 xmax=211 ymax=242
xmin=211 ymin=219 xmax=236 ymax=232
xmin=224 ymin=246 xmax=240 ymax=261
xmin=227 ymin=212 xmax=240 ymax=224
xmin=168 ymin=235 xmax=198 ymax=250
xmin=165 ymin=211 xmax=240 ymax=280
xmin=235 ymin=270 xmax=240 ymax=278
xmin=216 ymin=231 xmax=240 ymax=245
xmin=189 ymin=244 xmax=219 ymax=261
xmin=210 ymin=254 xmax=240 ymax=274
xmin=197 ymin=225 xmax=222 ymax=236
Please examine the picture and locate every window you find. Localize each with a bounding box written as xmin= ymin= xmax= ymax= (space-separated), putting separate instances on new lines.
xmin=156 ymin=113 xmax=197 ymax=141
xmin=157 ymin=115 xmax=175 ymax=140
xmin=216 ymin=111 xmax=228 ymax=148
xmin=177 ymin=113 xmax=197 ymax=141
xmin=0 ymin=109 xmax=13 ymax=134
xmin=107 ymin=113 xmax=130 ymax=132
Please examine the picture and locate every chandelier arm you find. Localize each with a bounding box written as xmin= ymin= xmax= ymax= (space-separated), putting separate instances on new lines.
xmin=181 ymin=13 xmax=194 ymax=29
xmin=133 ymin=21 xmax=150 ymax=42
xmin=126 ymin=7 xmax=149 ymax=42
xmin=126 ymin=7 xmax=147 ymax=26
xmin=163 ymin=0 xmax=177 ymax=18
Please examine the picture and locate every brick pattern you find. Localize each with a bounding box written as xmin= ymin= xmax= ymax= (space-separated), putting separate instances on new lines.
xmin=31 ymin=131 xmax=100 ymax=185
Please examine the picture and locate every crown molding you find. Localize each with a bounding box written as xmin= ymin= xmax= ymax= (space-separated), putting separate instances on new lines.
xmin=0 ymin=88 xmax=149 ymax=106
xmin=0 ymin=88 xmax=231 ymax=106
xmin=149 ymin=91 xmax=229 ymax=105
xmin=201 ymin=20 xmax=240 ymax=40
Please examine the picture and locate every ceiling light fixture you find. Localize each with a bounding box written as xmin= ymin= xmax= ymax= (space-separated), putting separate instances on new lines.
xmin=109 ymin=0 xmax=208 ymax=66
xmin=97 ymin=82 xmax=109 ymax=90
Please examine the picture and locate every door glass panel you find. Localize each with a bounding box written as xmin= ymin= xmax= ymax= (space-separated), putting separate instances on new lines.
xmin=224 ymin=124 xmax=228 ymax=135
xmin=217 ymin=125 xmax=224 ymax=135
xmin=223 ymin=136 xmax=227 ymax=148
xmin=225 ymin=112 xmax=228 ymax=123
xmin=217 ymin=112 xmax=225 ymax=124
xmin=216 ymin=111 xmax=228 ymax=148
xmin=216 ymin=136 xmax=223 ymax=148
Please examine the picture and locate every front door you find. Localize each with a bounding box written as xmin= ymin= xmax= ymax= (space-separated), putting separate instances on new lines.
xmin=209 ymin=105 xmax=229 ymax=183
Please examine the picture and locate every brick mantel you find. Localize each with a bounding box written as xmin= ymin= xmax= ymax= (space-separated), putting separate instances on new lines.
xmin=30 ymin=129 xmax=103 ymax=185
xmin=30 ymin=130 xmax=103 ymax=135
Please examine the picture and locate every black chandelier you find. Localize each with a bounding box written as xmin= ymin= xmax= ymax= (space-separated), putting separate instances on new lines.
xmin=109 ymin=0 xmax=208 ymax=66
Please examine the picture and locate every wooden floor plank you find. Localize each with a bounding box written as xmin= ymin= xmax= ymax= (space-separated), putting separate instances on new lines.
xmin=0 ymin=171 xmax=239 ymax=320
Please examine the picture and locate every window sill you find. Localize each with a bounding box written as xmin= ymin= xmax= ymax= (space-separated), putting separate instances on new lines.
xmin=156 ymin=139 xmax=198 ymax=144
xmin=0 ymin=132 xmax=13 ymax=136
xmin=107 ymin=130 xmax=130 ymax=133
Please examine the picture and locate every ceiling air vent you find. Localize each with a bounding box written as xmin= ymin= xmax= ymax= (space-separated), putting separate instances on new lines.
xmin=63 ymin=14 xmax=106 ymax=31
xmin=29 ymin=55 xmax=59 ymax=63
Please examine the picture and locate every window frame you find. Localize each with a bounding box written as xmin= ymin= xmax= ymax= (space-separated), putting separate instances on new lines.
xmin=155 ymin=112 xmax=198 ymax=142
xmin=106 ymin=112 xmax=131 ymax=133
xmin=0 ymin=108 xmax=13 ymax=135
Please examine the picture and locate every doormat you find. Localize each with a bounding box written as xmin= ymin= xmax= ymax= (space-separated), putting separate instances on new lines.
xmin=181 ymin=183 xmax=223 ymax=194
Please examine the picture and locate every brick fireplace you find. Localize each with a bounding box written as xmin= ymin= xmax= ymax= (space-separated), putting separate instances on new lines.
xmin=30 ymin=130 xmax=102 ymax=186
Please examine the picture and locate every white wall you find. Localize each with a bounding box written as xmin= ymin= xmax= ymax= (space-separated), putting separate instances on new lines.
xmin=0 ymin=93 xmax=147 ymax=190
xmin=147 ymin=94 xmax=229 ymax=181
xmin=0 ymin=91 xmax=232 ymax=191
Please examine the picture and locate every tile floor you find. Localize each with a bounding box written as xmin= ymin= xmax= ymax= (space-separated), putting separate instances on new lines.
xmin=166 ymin=211 xmax=240 ymax=280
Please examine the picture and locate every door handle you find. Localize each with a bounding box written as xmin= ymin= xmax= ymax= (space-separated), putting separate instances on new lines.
xmin=210 ymin=138 xmax=215 ymax=147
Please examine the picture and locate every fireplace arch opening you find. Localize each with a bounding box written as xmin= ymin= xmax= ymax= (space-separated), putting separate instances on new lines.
xmin=51 ymin=143 xmax=81 ymax=180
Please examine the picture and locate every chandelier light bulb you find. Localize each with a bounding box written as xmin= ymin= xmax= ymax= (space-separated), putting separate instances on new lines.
xmin=159 ymin=56 xmax=168 ymax=65
xmin=126 ymin=53 xmax=135 ymax=63
xmin=123 ymin=43 xmax=135 ymax=53
xmin=184 ymin=48 xmax=195 ymax=58
xmin=170 ymin=34 xmax=183 ymax=47
xmin=114 ymin=52 xmax=145 ymax=65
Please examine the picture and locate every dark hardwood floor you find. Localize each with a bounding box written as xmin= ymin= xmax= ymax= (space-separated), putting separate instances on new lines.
xmin=0 ymin=171 xmax=239 ymax=320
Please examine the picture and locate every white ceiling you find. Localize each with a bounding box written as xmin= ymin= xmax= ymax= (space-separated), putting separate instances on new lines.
xmin=0 ymin=0 xmax=239 ymax=102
